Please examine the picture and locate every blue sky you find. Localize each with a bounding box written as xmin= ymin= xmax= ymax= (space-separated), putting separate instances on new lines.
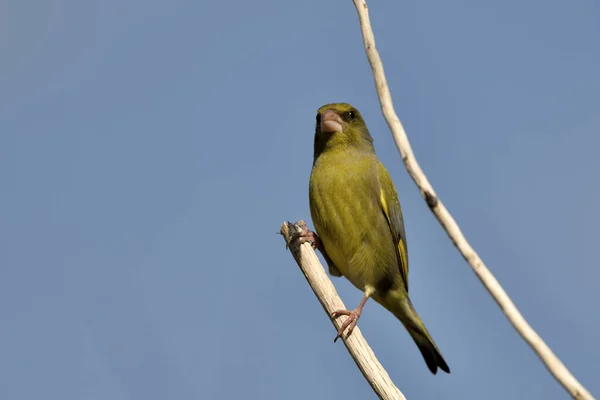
xmin=1 ymin=0 xmax=599 ymax=399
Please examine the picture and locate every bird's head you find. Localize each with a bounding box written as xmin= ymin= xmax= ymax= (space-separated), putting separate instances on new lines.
xmin=313 ymin=103 xmax=374 ymax=159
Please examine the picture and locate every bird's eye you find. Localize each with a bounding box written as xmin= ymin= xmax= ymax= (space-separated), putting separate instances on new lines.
xmin=347 ymin=110 xmax=356 ymax=120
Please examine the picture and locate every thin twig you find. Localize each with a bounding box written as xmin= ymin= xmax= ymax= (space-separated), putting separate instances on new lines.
xmin=280 ymin=220 xmax=406 ymax=400
xmin=351 ymin=1 xmax=594 ymax=399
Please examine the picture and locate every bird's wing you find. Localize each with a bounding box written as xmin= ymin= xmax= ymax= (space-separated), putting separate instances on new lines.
xmin=377 ymin=162 xmax=409 ymax=292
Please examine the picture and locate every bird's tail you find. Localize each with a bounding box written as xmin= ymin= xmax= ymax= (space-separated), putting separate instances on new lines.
xmin=380 ymin=292 xmax=450 ymax=374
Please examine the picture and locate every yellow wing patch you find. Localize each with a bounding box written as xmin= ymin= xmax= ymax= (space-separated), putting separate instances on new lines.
xmin=397 ymin=240 xmax=408 ymax=282
xmin=379 ymin=187 xmax=390 ymax=218
xmin=379 ymin=187 xmax=409 ymax=290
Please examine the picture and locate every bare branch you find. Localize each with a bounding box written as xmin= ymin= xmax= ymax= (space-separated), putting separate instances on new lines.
xmin=280 ymin=220 xmax=406 ymax=400
xmin=351 ymin=1 xmax=594 ymax=399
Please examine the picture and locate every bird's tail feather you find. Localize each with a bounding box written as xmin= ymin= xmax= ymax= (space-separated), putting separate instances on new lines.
xmin=381 ymin=293 xmax=450 ymax=374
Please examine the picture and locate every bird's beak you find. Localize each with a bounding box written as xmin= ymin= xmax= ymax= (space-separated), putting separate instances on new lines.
xmin=320 ymin=110 xmax=343 ymax=133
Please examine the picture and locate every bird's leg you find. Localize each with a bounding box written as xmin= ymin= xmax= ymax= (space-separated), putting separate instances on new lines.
xmin=331 ymin=293 xmax=370 ymax=342
xmin=287 ymin=221 xmax=342 ymax=277
xmin=288 ymin=222 xmax=336 ymax=262
xmin=288 ymin=221 xmax=324 ymax=251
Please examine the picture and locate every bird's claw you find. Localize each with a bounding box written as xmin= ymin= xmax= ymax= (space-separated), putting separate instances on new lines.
xmin=331 ymin=309 xmax=360 ymax=342
xmin=288 ymin=223 xmax=321 ymax=251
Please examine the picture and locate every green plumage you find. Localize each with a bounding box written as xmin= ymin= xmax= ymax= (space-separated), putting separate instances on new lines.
xmin=309 ymin=103 xmax=449 ymax=374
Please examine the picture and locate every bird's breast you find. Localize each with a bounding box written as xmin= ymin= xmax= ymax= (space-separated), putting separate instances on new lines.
xmin=309 ymin=154 xmax=394 ymax=289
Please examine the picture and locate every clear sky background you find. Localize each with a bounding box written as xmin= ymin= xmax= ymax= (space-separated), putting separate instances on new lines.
xmin=2 ymin=0 xmax=599 ymax=399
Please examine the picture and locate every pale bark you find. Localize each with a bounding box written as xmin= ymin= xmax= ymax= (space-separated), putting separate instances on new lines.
xmin=281 ymin=220 xmax=406 ymax=400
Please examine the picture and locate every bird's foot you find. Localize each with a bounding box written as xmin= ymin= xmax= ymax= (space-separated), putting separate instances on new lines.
xmin=288 ymin=221 xmax=322 ymax=251
xmin=331 ymin=308 xmax=362 ymax=342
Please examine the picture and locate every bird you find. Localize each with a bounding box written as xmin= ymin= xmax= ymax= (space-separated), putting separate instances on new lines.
xmin=302 ymin=102 xmax=450 ymax=374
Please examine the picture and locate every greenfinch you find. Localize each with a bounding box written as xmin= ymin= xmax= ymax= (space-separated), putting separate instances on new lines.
xmin=306 ymin=103 xmax=450 ymax=374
